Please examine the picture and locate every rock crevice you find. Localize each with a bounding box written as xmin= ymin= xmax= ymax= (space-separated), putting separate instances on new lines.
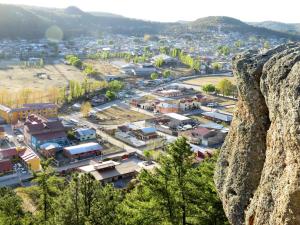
xmin=215 ymin=43 xmax=300 ymax=225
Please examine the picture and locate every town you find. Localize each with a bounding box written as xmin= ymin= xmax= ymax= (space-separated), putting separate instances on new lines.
xmin=0 ymin=0 xmax=299 ymax=224
xmin=0 ymin=32 xmax=253 ymax=187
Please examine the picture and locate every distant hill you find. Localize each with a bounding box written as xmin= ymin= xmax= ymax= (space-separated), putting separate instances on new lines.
xmin=185 ymin=16 xmax=298 ymax=39
xmin=0 ymin=4 xmax=298 ymax=40
xmin=0 ymin=4 xmax=169 ymax=39
xmin=89 ymin=11 xmax=124 ymax=18
xmin=249 ymin=21 xmax=300 ymax=35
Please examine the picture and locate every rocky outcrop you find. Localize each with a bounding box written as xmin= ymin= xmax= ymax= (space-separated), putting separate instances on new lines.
xmin=215 ymin=43 xmax=300 ymax=225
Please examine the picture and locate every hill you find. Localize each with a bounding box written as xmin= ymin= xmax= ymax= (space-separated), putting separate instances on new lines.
xmin=185 ymin=16 xmax=298 ymax=39
xmin=0 ymin=4 xmax=169 ymax=39
xmin=0 ymin=4 xmax=298 ymax=40
xmin=250 ymin=21 xmax=300 ymax=35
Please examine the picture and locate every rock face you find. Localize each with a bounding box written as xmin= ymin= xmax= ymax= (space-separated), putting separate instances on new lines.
xmin=215 ymin=43 xmax=300 ymax=225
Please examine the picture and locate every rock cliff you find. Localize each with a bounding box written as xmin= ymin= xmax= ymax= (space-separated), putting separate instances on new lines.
xmin=214 ymin=43 xmax=300 ymax=225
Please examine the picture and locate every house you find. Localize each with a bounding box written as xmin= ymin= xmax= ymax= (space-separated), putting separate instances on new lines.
xmin=178 ymin=95 xmax=210 ymax=111
xmin=156 ymin=102 xmax=179 ymax=114
xmin=63 ymin=142 xmax=103 ymax=160
xmin=0 ymin=126 xmax=5 ymax=140
xmin=133 ymin=127 xmax=158 ymax=140
xmin=0 ymin=147 xmax=41 ymax=173
xmin=19 ymin=148 xmax=41 ymax=172
xmin=75 ymin=128 xmax=96 ymax=141
xmin=157 ymin=89 xmax=181 ymax=97
xmin=201 ymin=110 xmax=233 ymax=124
xmin=78 ymin=159 xmax=139 ymax=184
xmin=115 ymin=125 xmax=165 ymax=150
xmin=24 ymin=114 xmax=68 ymax=150
xmin=0 ymin=159 xmax=13 ymax=174
xmin=165 ymin=113 xmax=193 ymax=127
xmin=132 ymin=64 xmax=157 ymax=77
xmin=180 ymin=127 xmax=215 ymax=145
xmin=0 ymin=103 xmax=58 ymax=124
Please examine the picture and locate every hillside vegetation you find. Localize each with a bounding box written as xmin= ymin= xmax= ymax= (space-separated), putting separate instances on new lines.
xmin=0 ymin=4 xmax=299 ymax=40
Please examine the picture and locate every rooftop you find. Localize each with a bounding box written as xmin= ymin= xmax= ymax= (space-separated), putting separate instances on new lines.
xmin=64 ymin=142 xmax=103 ymax=155
xmin=166 ymin=113 xmax=191 ymax=121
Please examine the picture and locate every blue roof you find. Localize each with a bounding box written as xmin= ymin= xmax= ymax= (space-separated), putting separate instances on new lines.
xmin=140 ymin=127 xmax=156 ymax=134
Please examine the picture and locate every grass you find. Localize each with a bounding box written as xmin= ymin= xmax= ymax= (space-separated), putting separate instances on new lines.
xmin=190 ymin=115 xmax=213 ymax=124
xmin=96 ymin=106 xmax=152 ymax=125
xmin=0 ymin=62 xmax=85 ymax=92
xmin=184 ymin=75 xmax=236 ymax=87
xmin=102 ymin=143 xmax=125 ymax=155
xmin=83 ymin=59 xmax=121 ymax=76
xmin=15 ymin=186 xmax=39 ymax=214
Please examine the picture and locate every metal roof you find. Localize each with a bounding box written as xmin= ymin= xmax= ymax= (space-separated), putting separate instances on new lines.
xmin=64 ymin=142 xmax=103 ymax=155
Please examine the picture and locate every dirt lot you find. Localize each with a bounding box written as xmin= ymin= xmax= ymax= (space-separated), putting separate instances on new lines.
xmin=0 ymin=62 xmax=84 ymax=91
xmin=83 ymin=59 xmax=120 ymax=75
xmin=95 ymin=106 xmax=152 ymax=125
xmin=184 ymin=75 xmax=236 ymax=86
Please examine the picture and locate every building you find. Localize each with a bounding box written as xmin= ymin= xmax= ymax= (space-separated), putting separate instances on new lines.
xmin=24 ymin=114 xmax=68 ymax=150
xmin=201 ymin=110 xmax=233 ymax=124
xmin=63 ymin=142 xmax=103 ymax=160
xmin=133 ymin=127 xmax=158 ymax=140
xmin=157 ymin=89 xmax=181 ymax=98
xmin=75 ymin=128 xmax=96 ymax=142
xmin=156 ymin=102 xmax=179 ymax=114
xmin=0 ymin=103 xmax=58 ymax=124
xmin=165 ymin=113 xmax=193 ymax=127
xmin=0 ymin=159 xmax=13 ymax=174
xmin=19 ymin=148 xmax=41 ymax=171
xmin=0 ymin=147 xmax=41 ymax=173
xmin=0 ymin=126 xmax=5 ymax=140
xmin=78 ymin=159 xmax=139 ymax=184
xmin=115 ymin=125 xmax=165 ymax=150
xmin=178 ymin=95 xmax=209 ymax=111
xmin=180 ymin=127 xmax=225 ymax=146
xmin=132 ymin=64 xmax=157 ymax=77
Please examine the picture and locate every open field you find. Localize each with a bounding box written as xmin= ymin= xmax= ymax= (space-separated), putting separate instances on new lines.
xmin=83 ymin=59 xmax=120 ymax=75
xmin=184 ymin=75 xmax=236 ymax=86
xmin=190 ymin=115 xmax=213 ymax=124
xmin=96 ymin=106 xmax=152 ymax=125
xmin=0 ymin=62 xmax=85 ymax=91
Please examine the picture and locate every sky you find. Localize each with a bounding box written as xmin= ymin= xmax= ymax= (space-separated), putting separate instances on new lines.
xmin=0 ymin=0 xmax=299 ymax=23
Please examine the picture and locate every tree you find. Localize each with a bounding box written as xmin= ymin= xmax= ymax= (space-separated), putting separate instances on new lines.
xmin=170 ymin=48 xmax=182 ymax=58
xmin=217 ymin=79 xmax=235 ymax=96
xmin=162 ymin=70 xmax=171 ymax=78
xmin=89 ymin=184 xmax=123 ymax=225
xmin=263 ymin=41 xmax=270 ymax=49
xmin=119 ymin=137 xmax=229 ymax=225
xmin=81 ymin=102 xmax=92 ymax=118
xmin=217 ymin=46 xmax=230 ymax=56
xmin=211 ymin=62 xmax=222 ymax=71
xmin=234 ymin=40 xmax=243 ymax=48
xmin=83 ymin=64 xmax=97 ymax=76
xmin=0 ymin=188 xmax=27 ymax=225
xmin=150 ymin=72 xmax=158 ymax=80
xmin=154 ymin=57 xmax=164 ymax=67
xmin=202 ymin=84 xmax=216 ymax=93
xmin=33 ymin=159 xmax=64 ymax=224
xmin=105 ymin=90 xmax=117 ymax=100
xmin=108 ymin=80 xmax=124 ymax=93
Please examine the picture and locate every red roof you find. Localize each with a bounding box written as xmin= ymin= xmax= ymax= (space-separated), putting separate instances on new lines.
xmin=34 ymin=131 xmax=67 ymax=141
xmin=0 ymin=148 xmax=18 ymax=159
xmin=0 ymin=159 xmax=13 ymax=173
xmin=191 ymin=127 xmax=212 ymax=137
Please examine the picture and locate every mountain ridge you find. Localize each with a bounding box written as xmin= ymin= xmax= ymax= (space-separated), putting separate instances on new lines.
xmin=0 ymin=4 xmax=299 ymax=40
